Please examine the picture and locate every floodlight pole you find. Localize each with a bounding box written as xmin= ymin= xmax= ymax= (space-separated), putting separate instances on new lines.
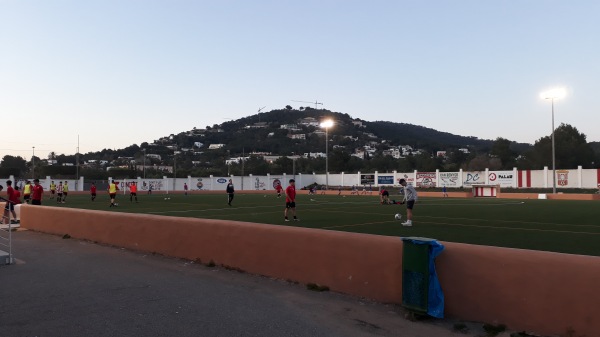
xmin=142 ymin=149 xmax=146 ymax=179
xmin=325 ymin=126 xmax=329 ymax=191
xmin=551 ymin=98 xmax=556 ymax=194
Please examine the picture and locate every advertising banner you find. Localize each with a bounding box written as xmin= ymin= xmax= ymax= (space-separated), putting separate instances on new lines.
xmin=252 ymin=176 xmax=267 ymax=190
xmin=377 ymin=175 xmax=394 ymax=184
xmin=140 ymin=179 xmax=164 ymax=191
xmin=488 ymin=171 xmax=514 ymax=187
xmin=439 ymin=172 xmax=459 ymax=187
xmin=271 ymin=178 xmax=282 ymax=189
xmin=360 ymin=174 xmax=375 ymax=185
xmin=416 ymin=172 xmax=436 ymax=188
xmin=397 ymin=173 xmax=415 ymax=186
xmin=557 ymin=170 xmax=570 ymax=187
xmin=462 ymin=171 xmax=485 ymax=186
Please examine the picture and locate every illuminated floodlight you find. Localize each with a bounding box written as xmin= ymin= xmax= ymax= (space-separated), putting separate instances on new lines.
xmin=540 ymin=88 xmax=567 ymax=100
xmin=320 ymin=120 xmax=334 ymax=128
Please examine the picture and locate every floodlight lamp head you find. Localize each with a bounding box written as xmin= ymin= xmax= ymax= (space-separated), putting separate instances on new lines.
xmin=541 ymin=88 xmax=567 ymax=100
xmin=320 ymin=120 xmax=334 ymax=128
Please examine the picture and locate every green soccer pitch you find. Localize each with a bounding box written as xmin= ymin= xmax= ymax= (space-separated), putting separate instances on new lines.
xmin=41 ymin=192 xmax=600 ymax=256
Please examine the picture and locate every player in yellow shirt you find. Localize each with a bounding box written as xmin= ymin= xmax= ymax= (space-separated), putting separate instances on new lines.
xmin=108 ymin=180 xmax=119 ymax=207
xmin=23 ymin=181 xmax=32 ymax=204
xmin=62 ymin=181 xmax=69 ymax=203
xmin=49 ymin=181 xmax=56 ymax=200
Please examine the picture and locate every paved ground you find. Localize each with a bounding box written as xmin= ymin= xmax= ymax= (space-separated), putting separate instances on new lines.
xmin=0 ymin=230 xmax=483 ymax=337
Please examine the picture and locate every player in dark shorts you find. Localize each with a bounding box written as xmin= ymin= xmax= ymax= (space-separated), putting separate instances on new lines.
xmin=23 ymin=181 xmax=32 ymax=204
xmin=108 ymin=180 xmax=119 ymax=207
xmin=31 ymin=179 xmax=44 ymax=205
xmin=129 ymin=182 xmax=138 ymax=202
xmin=399 ymin=178 xmax=418 ymax=226
xmin=90 ymin=182 xmax=97 ymax=201
xmin=49 ymin=181 xmax=56 ymax=199
xmin=380 ymin=188 xmax=390 ymax=204
xmin=226 ymin=179 xmax=235 ymax=206
xmin=284 ymin=179 xmax=299 ymax=221
xmin=3 ymin=180 xmax=19 ymax=224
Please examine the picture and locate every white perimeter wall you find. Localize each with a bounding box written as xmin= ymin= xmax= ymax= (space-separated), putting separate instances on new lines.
xmin=16 ymin=167 xmax=599 ymax=191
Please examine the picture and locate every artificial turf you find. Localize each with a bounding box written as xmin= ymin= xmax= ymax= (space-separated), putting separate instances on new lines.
xmin=43 ymin=192 xmax=600 ymax=256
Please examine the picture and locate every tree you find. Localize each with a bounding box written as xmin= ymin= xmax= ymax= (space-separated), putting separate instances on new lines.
xmin=530 ymin=123 xmax=595 ymax=169
xmin=490 ymin=137 xmax=516 ymax=169
xmin=285 ymin=105 xmax=292 ymax=110
xmin=272 ymin=157 xmax=294 ymax=174
xmin=467 ymin=154 xmax=490 ymax=171
xmin=1 ymin=155 xmax=27 ymax=171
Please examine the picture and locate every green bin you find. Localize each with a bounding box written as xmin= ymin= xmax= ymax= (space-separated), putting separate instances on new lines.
xmin=401 ymin=237 xmax=445 ymax=317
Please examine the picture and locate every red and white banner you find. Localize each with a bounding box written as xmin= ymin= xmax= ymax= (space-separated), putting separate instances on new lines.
xmin=518 ymin=170 xmax=532 ymax=188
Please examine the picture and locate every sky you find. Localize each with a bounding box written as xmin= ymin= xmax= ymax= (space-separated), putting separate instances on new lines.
xmin=1 ymin=0 xmax=599 ymax=160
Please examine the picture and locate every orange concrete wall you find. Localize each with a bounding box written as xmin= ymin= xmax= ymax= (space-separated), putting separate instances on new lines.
xmin=19 ymin=205 xmax=600 ymax=337
xmin=437 ymin=243 xmax=600 ymax=337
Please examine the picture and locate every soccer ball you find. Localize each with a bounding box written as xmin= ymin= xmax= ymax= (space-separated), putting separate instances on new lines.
xmin=394 ymin=213 xmax=402 ymax=221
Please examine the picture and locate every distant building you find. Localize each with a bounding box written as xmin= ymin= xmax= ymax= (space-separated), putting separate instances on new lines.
xmin=303 ymin=152 xmax=326 ymax=159
xmin=352 ymin=120 xmax=366 ymax=128
xmin=245 ymin=122 xmax=268 ymax=129
xmin=288 ymin=134 xmax=306 ymax=140
xmin=280 ymin=124 xmax=301 ymax=131
xmin=208 ymin=144 xmax=225 ymax=150
xmin=459 ymin=148 xmax=470 ymax=154
xmin=146 ymin=154 xmax=161 ymax=160
xmin=225 ymin=157 xmax=249 ymax=165
xmin=134 ymin=165 xmax=173 ymax=173
xmin=436 ymin=151 xmax=447 ymax=158
xmin=352 ymin=151 xmax=365 ymax=159
xmin=298 ymin=117 xmax=319 ymax=127
xmin=194 ymin=142 xmax=204 ymax=148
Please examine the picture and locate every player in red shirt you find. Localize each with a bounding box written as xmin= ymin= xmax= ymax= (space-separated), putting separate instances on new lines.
xmin=275 ymin=182 xmax=283 ymax=198
xmin=3 ymin=180 xmax=19 ymax=224
xmin=31 ymin=179 xmax=44 ymax=205
xmin=90 ymin=182 xmax=97 ymax=201
xmin=129 ymin=182 xmax=138 ymax=202
xmin=284 ymin=179 xmax=299 ymax=222
xmin=380 ymin=187 xmax=390 ymax=204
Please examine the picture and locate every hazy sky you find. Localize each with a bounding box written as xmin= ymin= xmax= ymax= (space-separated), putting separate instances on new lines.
xmin=1 ymin=0 xmax=598 ymax=159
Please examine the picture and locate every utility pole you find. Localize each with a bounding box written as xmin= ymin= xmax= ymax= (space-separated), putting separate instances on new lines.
xmin=241 ymin=147 xmax=245 ymax=191
xmin=76 ymin=135 xmax=79 ymax=190
xmin=32 ymin=146 xmax=35 ymax=179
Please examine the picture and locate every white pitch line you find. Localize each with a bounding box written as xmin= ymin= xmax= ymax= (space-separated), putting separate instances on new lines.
xmin=416 ymin=220 xmax=600 ymax=235
xmin=323 ymin=218 xmax=600 ymax=235
xmin=315 ymin=208 xmax=600 ymax=229
xmin=148 ymin=204 xmax=282 ymax=214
